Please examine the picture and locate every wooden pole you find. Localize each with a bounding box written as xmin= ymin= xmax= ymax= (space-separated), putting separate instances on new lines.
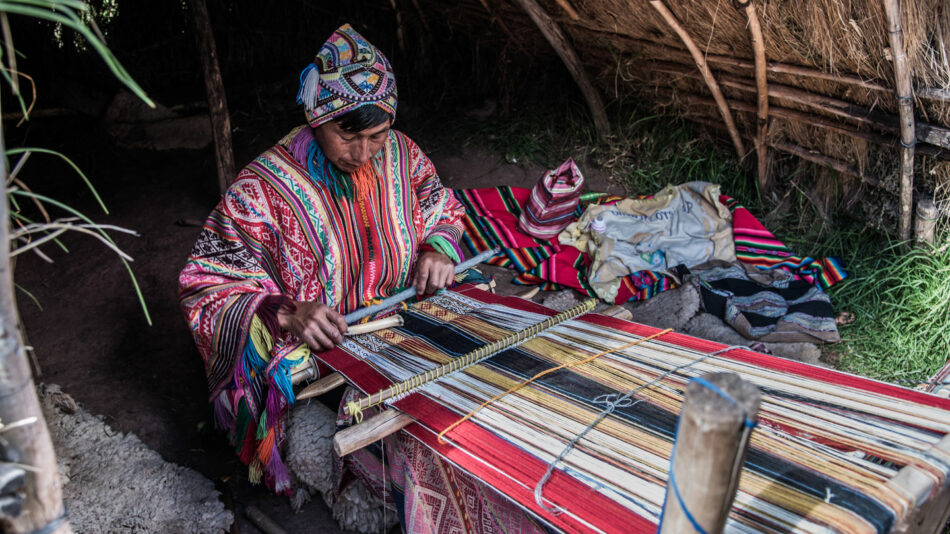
xmin=296 ymin=372 xmax=346 ymax=401
xmin=567 ymin=28 xmax=950 ymax=102
xmin=188 ymin=0 xmax=235 ymax=196
xmin=914 ymin=198 xmax=938 ymax=246
xmin=245 ymin=505 xmax=289 ymax=534
xmin=659 ymin=372 xmax=760 ymax=534
xmin=334 ymin=409 xmax=414 ymax=457
xmin=652 ymin=62 xmax=950 ymax=152
xmin=689 ymin=114 xmax=882 ymax=187
xmin=553 ymin=0 xmax=580 ymax=20
xmin=514 ymin=0 xmax=611 ymax=139
xmin=884 ymin=0 xmax=916 ymax=242
xmin=667 ymin=86 xmax=950 ymax=161
xmin=645 ymin=0 xmax=745 ymax=159
xmin=0 ymin=116 xmax=71 ymax=534
xmin=742 ymin=0 xmax=770 ymax=194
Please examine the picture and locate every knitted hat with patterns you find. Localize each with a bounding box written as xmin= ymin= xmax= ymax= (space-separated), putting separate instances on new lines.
xmin=296 ymin=24 xmax=397 ymax=127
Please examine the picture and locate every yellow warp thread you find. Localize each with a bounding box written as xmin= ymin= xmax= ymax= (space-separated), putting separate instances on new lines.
xmin=345 ymin=299 xmax=597 ymax=422
xmin=436 ymin=327 xmax=674 ymax=444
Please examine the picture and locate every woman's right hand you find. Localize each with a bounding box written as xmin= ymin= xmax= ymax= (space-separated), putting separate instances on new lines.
xmin=277 ymin=300 xmax=348 ymax=351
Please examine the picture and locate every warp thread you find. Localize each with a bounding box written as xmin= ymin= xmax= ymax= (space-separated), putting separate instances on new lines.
xmin=532 ymin=343 xmax=748 ymax=515
xmin=438 ymin=328 xmax=675 ymax=445
xmin=347 ymin=299 xmax=596 ymax=423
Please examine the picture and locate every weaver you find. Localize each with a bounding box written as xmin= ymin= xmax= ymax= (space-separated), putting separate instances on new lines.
xmin=319 ymin=285 xmax=950 ymax=534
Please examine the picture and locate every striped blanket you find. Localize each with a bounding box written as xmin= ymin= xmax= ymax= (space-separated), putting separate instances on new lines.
xmin=319 ymin=286 xmax=950 ymax=533
xmin=455 ymin=187 xmax=846 ymax=304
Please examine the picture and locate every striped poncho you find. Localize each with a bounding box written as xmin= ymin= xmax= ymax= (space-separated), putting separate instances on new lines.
xmin=178 ymin=127 xmax=465 ymax=492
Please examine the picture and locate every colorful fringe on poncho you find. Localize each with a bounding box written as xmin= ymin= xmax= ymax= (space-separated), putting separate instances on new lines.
xmin=178 ymin=127 xmax=465 ymax=492
xmin=454 ymin=187 xmax=846 ymax=305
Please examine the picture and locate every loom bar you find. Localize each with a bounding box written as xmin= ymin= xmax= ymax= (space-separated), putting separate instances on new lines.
xmin=334 ymin=409 xmax=414 ymax=457
xmin=296 ymin=372 xmax=347 ymax=401
xmin=344 ymin=298 xmax=596 ymax=418
xmin=343 ymin=247 xmax=501 ymax=324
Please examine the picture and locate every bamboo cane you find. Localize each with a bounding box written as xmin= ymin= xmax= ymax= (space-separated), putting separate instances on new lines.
xmin=645 ymin=0 xmax=745 ymax=159
xmin=742 ymin=0 xmax=770 ymax=194
xmin=514 ymin=0 xmax=610 ymax=139
xmin=884 ymin=0 xmax=916 ymax=242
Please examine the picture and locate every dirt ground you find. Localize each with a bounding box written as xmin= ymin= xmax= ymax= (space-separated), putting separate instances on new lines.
xmin=11 ymin=110 xmax=622 ymax=533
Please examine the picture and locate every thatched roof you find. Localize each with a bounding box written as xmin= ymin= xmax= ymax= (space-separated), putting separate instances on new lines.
xmin=420 ymin=0 xmax=949 ymax=234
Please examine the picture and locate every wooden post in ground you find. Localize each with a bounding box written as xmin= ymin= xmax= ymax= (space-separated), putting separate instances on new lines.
xmin=188 ymin=0 xmax=235 ymax=196
xmin=741 ymin=0 xmax=770 ymax=195
xmin=659 ymin=372 xmax=760 ymax=534
xmin=884 ymin=0 xmax=916 ymax=242
xmin=0 ymin=119 xmax=71 ymax=534
xmin=514 ymin=0 xmax=611 ymax=139
xmin=914 ymin=198 xmax=938 ymax=246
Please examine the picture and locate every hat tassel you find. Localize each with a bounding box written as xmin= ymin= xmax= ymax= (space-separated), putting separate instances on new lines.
xmin=296 ymin=63 xmax=320 ymax=110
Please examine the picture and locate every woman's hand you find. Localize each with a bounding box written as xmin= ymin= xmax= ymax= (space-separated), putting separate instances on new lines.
xmin=277 ymin=301 xmax=347 ymax=351
xmin=412 ymin=251 xmax=455 ymax=295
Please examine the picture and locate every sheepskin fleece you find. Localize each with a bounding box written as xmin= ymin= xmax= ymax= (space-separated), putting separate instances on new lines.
xmin=38 ymin=384 xmax=233 ymax=533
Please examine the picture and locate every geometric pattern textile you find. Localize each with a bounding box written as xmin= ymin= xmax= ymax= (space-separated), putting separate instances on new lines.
xmin=318 ymin=286 xmax=950 ymax=533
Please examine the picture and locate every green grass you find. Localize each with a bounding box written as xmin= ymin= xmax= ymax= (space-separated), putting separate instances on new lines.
xmin=434 ymin=99 xmax=950 ymax=385
xmin=829 ymin=237 xmax=950 ymax=383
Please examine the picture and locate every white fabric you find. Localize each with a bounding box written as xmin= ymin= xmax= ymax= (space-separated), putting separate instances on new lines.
xmin=559 ymin=181 xmax=735 ymax=301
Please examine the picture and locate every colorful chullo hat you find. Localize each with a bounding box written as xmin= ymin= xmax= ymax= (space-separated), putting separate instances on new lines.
xmin=297 ymin=24 xmax=397 ymax=127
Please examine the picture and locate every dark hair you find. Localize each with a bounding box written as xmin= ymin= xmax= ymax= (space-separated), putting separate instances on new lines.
xmin=335 ymin=105 xmax=394 ymax=133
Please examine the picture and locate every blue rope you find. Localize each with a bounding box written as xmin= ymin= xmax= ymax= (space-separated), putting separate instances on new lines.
xmin=655 ymin=376 xmax=757 ymax=533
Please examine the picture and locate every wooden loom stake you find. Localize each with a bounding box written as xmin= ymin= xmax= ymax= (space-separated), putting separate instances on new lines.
xmin=333 ymin=303 xmax=634 ymax=457
xmin=514 ymin=0 xmax=611 ymax=139
xmin=659 ymin=372 xmax=760 ymax=534
xmin=645 ymin=0 xmax=745 ymax=159
xmin=884 ymin=0 xmax=916 ymax=242
xmin=742 ymin=0 xmax=770 ymax=195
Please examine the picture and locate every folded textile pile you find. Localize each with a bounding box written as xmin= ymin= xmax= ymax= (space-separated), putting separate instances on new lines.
xmin=697 ymin=262 xmax=840 ymax=343
xmin=454 ymin=182 xmax=846 ymax=306
xmin=560 ymin=182 xmax=735 ymax=301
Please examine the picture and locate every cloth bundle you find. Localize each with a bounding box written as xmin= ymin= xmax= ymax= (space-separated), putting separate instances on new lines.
xmin=559 ymin=181 xmax=736 ymax=301
xmin=518 ymin=158 xmax=584 ymax=239
xmin=697 ymin=263 xmax=840 ymax=343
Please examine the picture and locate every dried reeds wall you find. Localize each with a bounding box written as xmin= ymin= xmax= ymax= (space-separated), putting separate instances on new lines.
xmin=419 ymin=0 xmax=950 ymax=234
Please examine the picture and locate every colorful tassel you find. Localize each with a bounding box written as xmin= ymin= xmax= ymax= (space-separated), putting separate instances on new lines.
xmin=296 ymin=63 xmax=320 ymax=110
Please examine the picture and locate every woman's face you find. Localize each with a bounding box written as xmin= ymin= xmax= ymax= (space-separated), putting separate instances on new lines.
xmin=313 ymin=119 xmax=391 ymax=173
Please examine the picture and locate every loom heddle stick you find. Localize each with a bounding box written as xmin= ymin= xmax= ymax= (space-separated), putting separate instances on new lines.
xmin=344 ymin=298 xmax=597 ymax=419
xmin=295 ymin=372 xmax=347 ymax=401
xmin=343 ymin=247 xmax=500 ymax=324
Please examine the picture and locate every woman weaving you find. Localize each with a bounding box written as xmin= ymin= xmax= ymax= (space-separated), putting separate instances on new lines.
xmin=179 ymin=24 xmax=549 ymax=533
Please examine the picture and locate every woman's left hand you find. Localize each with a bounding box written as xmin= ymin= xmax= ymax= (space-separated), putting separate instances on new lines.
xmin=412 ymin=251 xmax=455 ymax=295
